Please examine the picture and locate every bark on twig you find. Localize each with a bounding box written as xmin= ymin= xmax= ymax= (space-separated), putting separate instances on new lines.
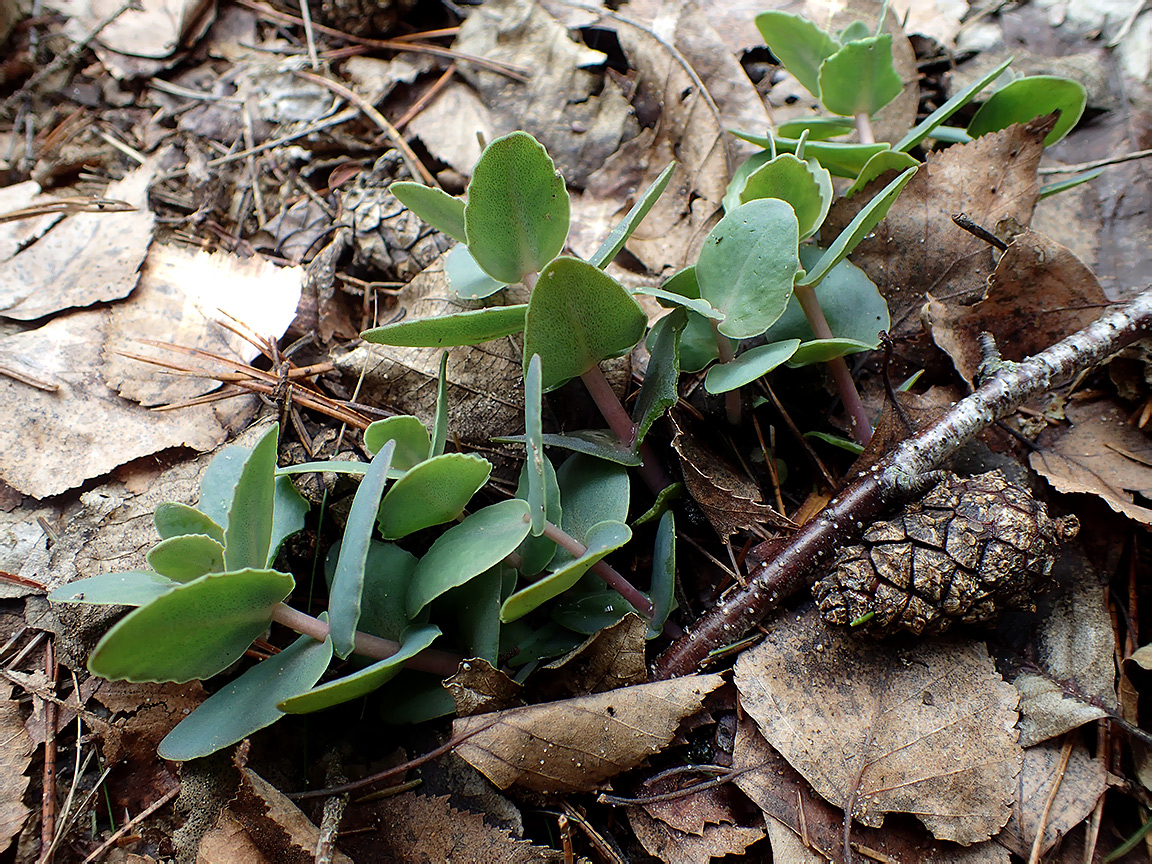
xmin=654 ymin=286 xmax=1152 ymax=679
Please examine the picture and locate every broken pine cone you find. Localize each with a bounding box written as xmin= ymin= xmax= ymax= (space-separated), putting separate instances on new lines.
xmin=812 ymin=470 xmax=1079 ymax=636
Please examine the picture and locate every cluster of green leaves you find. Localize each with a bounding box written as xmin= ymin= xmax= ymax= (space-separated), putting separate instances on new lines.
xmin=742 ymin=10 xmax=1090 ymax=192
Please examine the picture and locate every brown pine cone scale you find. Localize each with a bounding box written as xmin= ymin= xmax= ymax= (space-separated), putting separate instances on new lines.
xmin=812 ymin=470 xmax=1079 ymax=636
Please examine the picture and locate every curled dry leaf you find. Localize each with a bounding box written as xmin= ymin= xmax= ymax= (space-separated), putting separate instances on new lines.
xmin=997 ymin=738 xmax=1107 ymax=858
xmin=925 ymin=228 xmax=1111 ymax=385
xmin=734 ymin=607 xmax=1021 ymax=844
xmin=823 ymin=116 xmax=1054 ymax=337
xmin=628 ymin=804 xmax=765 ymax=864
xmin=1029 ymin=398 xmax=1152 ymax=525
xmin=1014 ymin=543 xmax=1116 ymax=747
xmin=454 ymin=674 xmax=724 ymax=794
xmin=732 ymin=715 xmax=1011 ymax=863
xmin=445 ymin=658 xmax=523 ymax=717
xmin=526 ymin=612 xmax=648 ymax=704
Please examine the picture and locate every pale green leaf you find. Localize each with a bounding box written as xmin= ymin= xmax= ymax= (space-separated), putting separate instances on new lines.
xmin=364 ymin=415 xmax=430 ymax=470
xmin=445 ymin=242 xmax=508 ymax=300
xmin=589 ymin=162 xmax=676 ymax=268
xmin=224 ymin=425 xmax=278 ymax=572
xmin=704 ymin=340 xmax=801 ymax=394
xmin=817 ymin=35 xmax=903 ymax=117
xmin=754 ymin=11 xmax=840 ymax=98
xmin=967 ymin=76 xmax=1087 ymax=146
xmin=48 ymin=571 xmax=177 ymax=606
xmin=146 ymin=535 xmax=225 ymax=582
xmin=377 ymin=453 xmax=491 ymax=540
xmin=361 ymin=305 xmax=527 ymax=348
xmin=390 ymin=181 xmax=467 ymax=242
xmin=153 ymin=503 xmax=223 ymax=545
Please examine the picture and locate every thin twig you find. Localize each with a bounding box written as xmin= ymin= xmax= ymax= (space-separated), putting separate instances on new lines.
xmin=81 ymin=786 xmax=180 ymax=863
xmin=655 ymin=286 xmax=1152 ymax=678
xmin=39 ymin=640 xmax=58 ymax=864
xmin=1027 ymin=733 xmax=1075 ymax=864
xmin=1039 ymin=149 xmax=1152 ymax=175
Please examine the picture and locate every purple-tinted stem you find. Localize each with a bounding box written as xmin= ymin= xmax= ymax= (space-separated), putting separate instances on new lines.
xmin=541 ymin=520 xmax=655 ymax=617
xmin=271 ymin=603 xmax=461 ymax=677
xmin=580 ymin=364 xmax=671 ymax=494
xmin=793 ymin=283 xmax=872 ymax=445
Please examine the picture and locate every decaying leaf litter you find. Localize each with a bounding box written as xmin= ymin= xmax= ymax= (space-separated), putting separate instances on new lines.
xmin=0 ymin=0 xmax=1150 ymax=860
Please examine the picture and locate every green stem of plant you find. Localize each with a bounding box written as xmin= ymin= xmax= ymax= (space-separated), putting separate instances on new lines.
xmin=792 ymin=283 xmax=872 ymax=445
xmin=855 ymin=111 xmax=875 ymax=145
xmin=580 ymin=364 xmax=671 ymax=494
xmin=270 ymin=603 xmax=462 ymax=677
xmin=540 ymin=520 xmax=654 ymax=617
xmin=710 ymin=321 xmax=742 ymax=425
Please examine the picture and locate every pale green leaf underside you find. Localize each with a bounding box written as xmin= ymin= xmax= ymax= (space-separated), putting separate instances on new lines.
xmin=704 ymin=339 xmax=801 ymax=394
xmin=361 ymin=304 xmax=527 ymax=348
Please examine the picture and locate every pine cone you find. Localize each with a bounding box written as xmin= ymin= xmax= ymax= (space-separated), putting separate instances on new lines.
xmin=812 ymin=470 xmax=1079 ymax=636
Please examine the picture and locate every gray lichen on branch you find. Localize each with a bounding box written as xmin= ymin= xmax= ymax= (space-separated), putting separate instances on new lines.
xmin=653 ymin=286 xmax=1152 ymax=679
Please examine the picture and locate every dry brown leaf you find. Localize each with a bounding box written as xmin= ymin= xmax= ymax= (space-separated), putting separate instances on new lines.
xmin=54 ymin=0 xmax=214 ymax=60
xmin=196 ymin=809 xmax=270 ymax=864
xmin=332 ymin=253 xmax=525 ymax=472
xmin=732 ymin=715 xmax=1011 ymax=864
xmin=454 ymin=673 xmax=724 ymax=793
xmin=407 ymin=82 xmax=497 ymax=179
xmin=0 ymin=308 xmax=251 ymax=498
xmin=340 ymin=792 xmax=570 ymax=863
xmin=925 ymin=228 xmax=1111 ymax=385
xmin=1029 ymin=398 xmax=1152 ymax=525
xmin=997 ymin=738 xmax=1107 ymax=858
xmin=445 ymin=658 xmax=524 ymax=717
xmin=0 ymin=683 xmax=32 ymax=855
xmin=0 ymin=159 xmax=157 ymax=320
xmin=734 ymin=607 xmax=1021 ymax=843
xmin=451 ymin=0 xmax=633 ymax=186
xmin=104 ymin=244 xmax=304 ymax=406
xmin=89 ymin=680 xmax=206 ymax=764
xmin=1014 ymin=544 xmax=1116 ymax=747
xmin=628 ymin=805 xmax=765 ymax=864
xmin=823 ymin=116 xmax=1054 ymax=337
xmin=670 ymin=413 xmax=788 ymax=539
xmin=0 ymin=181 xmax=61 ymax=262
xmin=527 ymin=612 xmax=648 ymax=703
xmin=230 ymin=767 xmax=354 ymax=864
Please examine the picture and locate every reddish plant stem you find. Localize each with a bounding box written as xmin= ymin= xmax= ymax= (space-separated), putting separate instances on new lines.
xmin=580 ymin=364 xmax=671 ymax=494
xmin=710 ymin=320 xmax=742 ymax=425
xmin=793 ymin=283 xmax=873 ymax=445
xmin=270 ymin=603 xmax=462 ymax=677
xmin=541 ymin=520 xmax=655 ymax=617
xmin=654 ymin=287 xmax=1152 ymax=678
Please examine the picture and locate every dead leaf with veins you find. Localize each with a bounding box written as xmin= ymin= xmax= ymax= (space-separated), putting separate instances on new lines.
xmin=445 ymin=659 xmax=523 ymax=718
xmin=997 ymin=738 xmax=1107 ymax=858
xmin=0 ymin=683 xmax=33 ymax=855
xmin=629 ymin=801 xmax=765 ymax=864
xmin=732 ymin=714 xmax=1011 ymax=863
xmin=734 ymin=607 xmax=1021 ymax=844
xmin=926 ymin=228 xmax=1111 ymax=385
xmin=526 ymin=612 xmax=648 ymax=704
xmin=454 ymin=674 xmax=724 ymax=794
xmin=1029 ymin=398 xmax=1152 ymax=525
xmin=823 ymin=116 xmax=1054 ymax=338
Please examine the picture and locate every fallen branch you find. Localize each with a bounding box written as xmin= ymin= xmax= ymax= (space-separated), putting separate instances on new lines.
xmin=654 ymin=286 xmax=1152 ymax=679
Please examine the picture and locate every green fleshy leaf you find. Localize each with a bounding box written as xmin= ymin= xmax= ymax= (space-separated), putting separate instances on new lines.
xmin=838 ymin=20 xmax=871 ymax=43
xmin=704 ymin=340 xmax=801 ymax=394
xmin=445 ymin=243 xmax=508 ymax=300
xmin=48 ymin=571 xmax=177 ymax=606
xmin=87 ymin=568 xmax=294 ymax=683
xmin=631 ymin=285 xmax=723 ymax=320
xmin=361 ymin=305 xmax=527 ymax=348
xmin=354 ymin=541 xmax=420 ymax=641
xmin=270 ymin=475 xmax=308 ymax=565
xmin=895 ymin=57 xmax=1014 ymax=153
xmin=500 ymin=521 xmax=632 ymax=622
xmin=224 ymin=425 xmax=278 ymax=572
xmin=724 ymin=149 xmax=770 ymax=213
xmin=631 ymin=482 xmax=684 ymax=527
xmin=406 ymin=499 xmax=532 ymax=617
xmin=554 ymin=454 xmax=629 ymax=568
xmin=804 ymin=430 xmax=866 ymax=454
xmin=967 ymin=76 xmax=1087 ymax=146
xmin=776 ymin=118 xmax=855 ymax=140
xmin=153 ymin=503 xmax=224 ymax=545
xmin=696 ymin=199 xmax=800 ymax=339
xmin=157 ymin=628 xmax=332 ymax=760
xmin=1039 ymin=168 xmax=1104 ymax=200
xmin=551 ymin=592 xmax=640 ymax=635
xmin=278 ymin=625 xmax=440 ymax=714
xmin=277 ymin=461 xmax=368 ymax=477
xmin=329 ymin=441 xmax=395 ymax=659
xmin=765 ymin=248 xmax=889 ymax=348
xmin=146 ymin=535 xmax=225 ymax=582
xmin=738 ymin=153 xmax=833 ymax=240
xmin=649 ymin=268 xmax=729 ymax=373
xmin=378 ymin=670 xmax=457 ymax=723
xmin=633 ymin=310 xmax=684 ymax=446
xmin=817 ymin=35 xmax=903 ymax=117
xmin=845 ymin=150 xmax=919 ymax=198
xmin=730 ymin=133 xmax=889 ymax=178
xmin=494 ymin=430 xmax=643 ymax=467
xmin=924 ymin=126 xmax=972 ymax=144
xmin=524 ymin=353 xmax=546 ymax=536
xmin=514 ymin=456 xmax=561 ymax=576
xmin=197 ymin=439 xmax=256 ymax=530
xmin=787 ymin=338 xmax=876 ymax=365
xmin=589 ymin=162 xmax=676 ymax=269
xmin=648 ymin=510 xmax=678 ymax=638
xmin=754 ymin=11 xmax=840 ymax=98
xmin=502 ymin=621 xmax=583 ymax=667
xmin=377 ymin=453 xmax=492 ymax=540
xmin=464 ymin=131 xmax=570 ymax=283
xmin=522 ymin=257 xmax=647 ymax=392
xmin=430 ymin=351 xmax=449 ymax=458
xmin=364 ymin=416 xmax=431 ymax=470
xmin=389 ymin=181 xmax=467 ymax=243
xmin=799 ymin=166 xmax=917 ymax=288
xmin=437 ymin=566 xmax=504 ymax=664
